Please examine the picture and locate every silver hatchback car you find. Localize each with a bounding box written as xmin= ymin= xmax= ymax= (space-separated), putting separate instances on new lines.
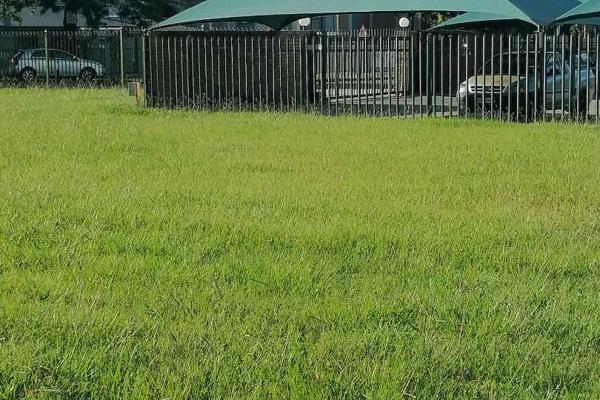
xmin=11 ymin=49 xmax=104 ymax=80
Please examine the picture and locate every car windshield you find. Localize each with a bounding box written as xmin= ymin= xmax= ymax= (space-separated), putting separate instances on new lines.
xmin=51 ymin=50 xmax=74 ymax=60
xmin=12 ymin=51 xmax=23 ymax=62
xmin=30 ymin=50 xmax=45 ymax=58
xmin=479 ymin=54 xmax=536 ymax=75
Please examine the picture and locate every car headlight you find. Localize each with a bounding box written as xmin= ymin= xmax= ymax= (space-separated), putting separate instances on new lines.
xmin=458 ymin=82 xmax=467 ymax=96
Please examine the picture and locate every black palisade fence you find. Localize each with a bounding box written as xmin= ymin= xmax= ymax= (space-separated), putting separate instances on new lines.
xmin=0 ymin=27 xmax=143 ymax=87
xmin=145 ymin=29 xmax=600 ymax=123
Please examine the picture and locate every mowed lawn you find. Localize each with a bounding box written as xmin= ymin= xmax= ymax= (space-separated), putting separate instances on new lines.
xmin=0 ymin=89 xmax=599 ymax=399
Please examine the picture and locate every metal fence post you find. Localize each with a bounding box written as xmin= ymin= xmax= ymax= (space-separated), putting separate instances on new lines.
xmin=142 ymin=31 xmax=147 ymax=103
xmin=120 ymin=27 xmax=125 ymax=87
xmin=44 ymin=29 xmax=50 ymax=87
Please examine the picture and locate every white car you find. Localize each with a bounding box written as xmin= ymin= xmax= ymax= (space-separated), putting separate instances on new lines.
xmin=11 ymin=49 xmax=104 ymax=80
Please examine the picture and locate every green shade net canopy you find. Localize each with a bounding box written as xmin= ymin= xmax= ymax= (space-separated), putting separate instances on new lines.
xmin=432 ymin=0 xmax=583 ymax=31
xmin=558 ymin=0 xmax=600 ymax=22
xmin=432 ymin=12 xmax=534 ymax=31
xmin=151 ymin=0 xmax=540 ymax=30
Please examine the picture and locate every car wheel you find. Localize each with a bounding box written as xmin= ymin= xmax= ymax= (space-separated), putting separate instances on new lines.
xmin=20 ymin=67 xmax=37 ymax=82
xmin=80 ymin=67 xmax=97 ymax=80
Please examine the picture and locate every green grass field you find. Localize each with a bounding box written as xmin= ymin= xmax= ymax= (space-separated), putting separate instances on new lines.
xmin=0 ymin=89 xmax=599 ymax=399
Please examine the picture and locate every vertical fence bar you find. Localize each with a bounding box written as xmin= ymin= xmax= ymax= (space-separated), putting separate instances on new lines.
xmin=142 ymin=33 xmax=147 ymax=104
xmin=334 ymin=34 xmax=340 ymax=115
xmin=517 ymin=34 xmax=522 ymax=122
xmin=449 ymin=35 xmax=453 ymax=118
xmin=586 ymin=32 xmax=591 ymax=123
xmin=432 ymin=34 xmax=436 ymax=117
xmin=533 ymin=33 xmax=539 ymax=123
xmin=342 ymin=34 xmax=348 ymax=115
xmin=312 ymin=34 xmax=317 ymax=114
xmin=372 ymin=34 xmax=376 ymax=116
xmin=507 ymin=35 xmax=512 ymax=121
xmin=577 ymin=33 xmax=581 ymax=121
xmin=379 ymin=35 xmax=384 ymax=116
xmin=524 ymin=34 xmax=530 ymax=122
xmin=457 ymin=34 xmax=462 ymax=117
xmin=120 ymin=27 xmax=125 ymax=87
xmin=473 ymin=35 xmax=478 ymax=119
xmin=167 ymin=37 xmax=173 ymax=107
xmin=157 ymin=37 xmax=162 ymax=106
xmin=184 ymin=36 xmax=189 ymax=109
xmin=569 ymin=33 xmax=573 ymax=120
xmin=298 ymin=34 xmax=303 ymax=111
xmin=190 ymin=36 xmax=195 ymax=109
xmin=244 ymin=36 xmax=248 ymax=110
xmin=285 ymin=35 xmax=290 ymax=110
xmin=596 ymin=32 xmax=599 ymax=123
xmin=440 ymin=35 xmax=445 ymax=118
xmin=293 ymin=35 xmax=298 ymax=112
xmin=396 ymin=35 xmax=401 ymax=117
xmin=387 ymin=35 xmax=392 ymax=117
xmin=562 ymin=33 xmax=566 ymax=122
xmin=304 ymin=35 xmax=309 ymax=112
xmin=464 ymin=34 xmax=469 ymax=117
xmin=419 ymin=33 xmax=423 ymax=117
xmin=490 ymin=34 xmax=495 ymax=119
xmin=222 ymin=35 xmax=228 ymax=107
xmin=499 ymin=34 xmax=504 ymax=121
xmin=552 ymin=34 xmax=557 ymax=122
xmin=410 ymin=33 xmax=415 ymax=118
xmin=257 ymin=36 xmax=262 ymax=109
xmin=425 ymin=33 xmax=432 ymax=116
xmin=238 ymin=36 xmax=242 ymax=111
xmin=543 ymin=32 xmax=548 ymax=122
xmin=251 ymin=35 xmax=256 ymax=111
xmin=278 ymin=35 xmax=282 ymax=111
xmin=351 ymin=34 xmax=356 ymax=116
xmin=230 ymin=36 xmax=235 ymax=109
xmin=44 ymin=29 xmax=50 ymax=87
xmin=320 ymin=34 xmax=324 ymax=115
xmin=204 ymin=36 xmax=209 ymax=109
xmin=271 ymin=35 xmax=276 ymax=110
xmin=142 ymin=31 xmax=152 ymax=104
xmin=174 ymin=36 xmax=179 ymax=107
xmin=362 ymin=33 xmax=366 ymax=116
xmin=481 ymin=34 xmax=486 ymax=119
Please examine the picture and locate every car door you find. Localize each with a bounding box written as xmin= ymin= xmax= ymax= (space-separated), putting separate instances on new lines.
xmin=52 ymin=50 xmax=77 ymax=77
xmin=545 ymin=53 xmax=571 ymax=111
xmin=29 ymin=50 xmax=47 ymax=75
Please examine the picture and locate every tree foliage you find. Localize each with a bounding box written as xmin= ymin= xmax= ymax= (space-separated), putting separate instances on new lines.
xmin=0 ymin=0 xmax=176 ymax=27
xmin=0 ymin=0 xmax=37 ymax=21
xmin=114 ymin=0 xmax=176 ymax=28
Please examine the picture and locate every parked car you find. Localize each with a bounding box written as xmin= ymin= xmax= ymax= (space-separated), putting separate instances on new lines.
xmin=457 ymin=51 xmax=596 ymax=116
xmin=10 ymin=49 xmax=104 ymax=80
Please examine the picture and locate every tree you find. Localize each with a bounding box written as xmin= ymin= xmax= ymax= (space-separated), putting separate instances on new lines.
xmin=420 ymin=12 xmax=459 ymax=30
xmin=0 ymin=0 xmax=37 ymax=21
xmin=6 ymin=0 xmax=176 ymax=28
xmin=114 ymin=0 xmax=176 ymax=28
xmin=37 ymin=0 xmax=109 ymax=28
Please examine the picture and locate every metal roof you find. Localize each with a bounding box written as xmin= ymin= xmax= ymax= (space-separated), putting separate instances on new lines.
xmin=432 ymin=0 xmax=583 ymax=31
xmin=151 ymin=0 xmax=541 ymax=30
